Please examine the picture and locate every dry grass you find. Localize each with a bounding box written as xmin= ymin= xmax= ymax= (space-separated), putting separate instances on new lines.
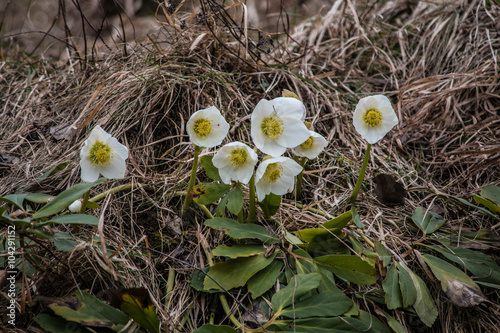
xmin=0 ymin=0 xmax=499 ymax=332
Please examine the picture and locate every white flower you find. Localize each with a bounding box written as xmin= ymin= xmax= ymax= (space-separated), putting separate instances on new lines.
xmin=251 ymin=97 xmax=310 ymax=156
xmin=212 ymin=142 xmax=258 ymax=184
xmin=352 ymin=95 xmax=398 ymax=144
xmin=80 ymin=125 xmax=129 ymax=182
xmin=292 ymin=131 xmax=328 ymax=159
xmin=255 ymin=156 xmax=303 ymax=201
xmin=68 ymin=199 xmax=82 ymax=213
xmin=186 ymin=106 xmax=229 ymax=148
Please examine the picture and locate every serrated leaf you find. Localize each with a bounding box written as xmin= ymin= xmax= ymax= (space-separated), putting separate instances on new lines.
xmin=193 ymin=324 xmax=238 ymax=333
xmin=204 ymin=253 xmax=277 ymax=291
xmin=192 ymin=183 xmax=231 ymax=205
xmin=411 ymin=207 xmax=446 ymax=234
xmin=314 ymin=255 xmax=377 ymax=285
xmin=481 ymin=185 xmax=500 ymax=205
xmin=408 ymin=270 xmax=438 ymax=327
xmin=111 ymin=288 xmax=160 ymax=333
xmin=199 ymin=155 xmax=222 ymax=182
xmin=212 ymin=245 xmax=266 ymax=258
xmin=422 ymin=254 xmax=479 ymax=291
xmin=247 ymin=260 xmax=283 ymax=299
xmin=395 ymin=262 xmax=417 ymax=308
xmin=383 ymin=264 xmax=403 ymax=309
xmin=375 ymin=240 xmax=392 ymax=267
xmin=271 ymin=273 xmax=321 ymax=315
xmin=49 ymin=291 xmax=130 ymax=331
xmin=204 ymin=218 xmax=279 ymax=244
xmin=33 ymin=178 xmax=106 ymax=219
xmin=226 ymin=185 xmax=243 ymax=215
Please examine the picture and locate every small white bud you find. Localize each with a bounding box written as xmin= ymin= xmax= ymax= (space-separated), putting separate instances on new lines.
xmin=68 ymin=199 xmax=82 ymax=213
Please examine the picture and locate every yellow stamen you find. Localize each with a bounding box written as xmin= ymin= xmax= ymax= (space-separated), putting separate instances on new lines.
xmin=300 ymin=137 xmax=314 ymax=149
xmin=261 ymin=116 xmax=284 ymax=140
xmin=90 ymin=141 xmax=113 ymax=166
xmin=229 ymin=148 xmax=248 ymax=167
xmin=264 ymin=163 xmax=283 ymax=184
xmin=363 ymin=108 xmax=383 ymax=127
xmin=193 ymin=118 xmax=213 ymax=137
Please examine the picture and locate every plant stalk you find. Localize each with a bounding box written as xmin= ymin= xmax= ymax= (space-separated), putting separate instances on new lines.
xmin=248 ymin=173 xmax=256 ymax=223
xmin=182 ymin=145 xmax=201 ymax=214
xmin=350 ymin=143 xmax=372 ymax=203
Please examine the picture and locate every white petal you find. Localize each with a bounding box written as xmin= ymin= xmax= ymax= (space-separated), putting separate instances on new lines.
xmin=80 ymin=159 xmax=100 ymax=183
xmin=219 ymin=168 xmax=233 ymax=184
xmin=272 ymin=97 xmax=307 ymax=121
xmin=100 ymin=157 xmax=126 ymax=179
xmin=277 ymin=117 xmax=310 ymax=148
xmin=212 ymin=150 xmax=231 ymax=169
xmin=107 ymin=137 xmax=128 ymax=159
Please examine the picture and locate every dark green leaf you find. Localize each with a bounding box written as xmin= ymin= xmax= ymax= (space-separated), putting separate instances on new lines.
xmin=281 ymin=292 xmax=353 ymax=318
xmin=34 ymin=214 xmax=99 ymax=227
xmin=192 ymin=183 xmax=231 ymax=205
xmin=314 ymin=255 xmax=377 ymax=285
xmin=53 ymin=233 xmax=79 ymax=252
xmin=481 ymin=184 xmax=500 ymax=205
xmin=259 ymin=193 xmax=281 ymax=217
xmin=375 ymin=240 xmax=392 ymax=267
xmin=33 ymin=313 xmax=92 ymax=333
xmin=422 ymin=254 xmax=479 ymax=291
xmin=25 ymin=193 xmax=54 ymax=204
xmin=322 ymin=211 xmax=352 ymax=229
xmin=212 ymin=244 xmax=266 ymax=258
xmin=1 ymin=210 xmax=31 ymax=226
xmin=112 ymin=288 xmax=160 ymax=333
xmin=0 ymin=194 xmax=29 ymax=209
xmin=395 ymin=262 xmax=417 ymax=308
xmin=204 ymin=253 xmax=277 ymax=291
xmin=408 ymin=270 xmax=438 ymax=327
xmin=190 ymin=268 xmax=218 ymax=293
xmin=33 ymin=178 xmax=106 ymax=219
xmin=411 ymin=207 xmax=446 ymax=234
xmin=226 ymin=185 xmax=244 ymax=215
xmin=205 ymin=218 xmax=279 ymax=244
xmin=200 ymin=155 xmax=222 ymax=182
xmin=271 ymin=273 xmax=321 ymax=315
xmin=247 ymin=260 xmax=283 ymax=299
xmin=38 ymin=162 xmax=69 ymax=180
xmin=351 ymin=206 xmax=365 ymax=228
xmin=193 ymin=324 xmax=238 ymax=333
xmin=382 ymin=264 xmax=402 ymax=309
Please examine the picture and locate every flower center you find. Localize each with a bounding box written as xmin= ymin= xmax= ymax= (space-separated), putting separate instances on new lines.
xmin=229 ymin=148 xmax=248 ymax=167
xmin=363 ymin=108 xmax=383 ymax=127
xmin=264 ymin=163 xmax=283 ymax=184
xmin=193 ymin=118 xmax=213 ymax=137
xmin=89 ymin=141 xmax=113 ymax=166
xmin=300 ymin=137 xmax=314 ymax=149
xmin=261 ymin=116 xmax=284 ymax=140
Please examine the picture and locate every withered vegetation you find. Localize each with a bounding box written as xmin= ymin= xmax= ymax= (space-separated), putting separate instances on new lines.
xmin=0 ymin=0 xmax=499 ymax=332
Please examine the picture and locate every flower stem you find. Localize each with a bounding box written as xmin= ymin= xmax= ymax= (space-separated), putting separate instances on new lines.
xmin=182 ymin=145 xmax=201 ymax=215
xmin=248 ymin=173 xmax=256 ymax=223
xmin=295 ymin=157 xmax=307 ymax=201
xmin=350 ymin=143 xmax=372 ymax=203
xmin=79 ymin=190 xmax=91 ymax=214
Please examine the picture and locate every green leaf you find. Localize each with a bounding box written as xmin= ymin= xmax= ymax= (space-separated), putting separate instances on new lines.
xmin=281 ymin=292 xmax=353 ymax=318
xmin=49 ymin=291 xmax=130 ymax=331
xmin=0 ymin=194 xmax=29 ymax=209
xmin=408 ymin=270 xmax=438 ymax=327
xmin=429 ymin=245 xmax=500 ymax=285
xmin=382 ymin=263 xmax=403 ymax=309
xmin=192 ymin=183 xmax=231 ymax=205
xmin=395 ymin=262 xmax=417 ymax=308
xmin=271 ymin=273 xmax=321 ymax=315
xmin=33 ymin=313 xmax=92 ymax=333
xmin=53 ymin=233 xmax=79 ymax=252
xmin=296 ymin=227 xmax=343 ymax=243
xmin=1 ymin=210 xmax=31 ymax=226
xmin=481 ymin=184 xmax=500 ymax=205
xmin=190 ymin=268 xmax=218 ymax=293
xmin=38 ymin=162 xmax=69 ymax=180
xmin=322 ymin=210 xmax=352 ymax=229
xmin=381 ymin=309 xmax=407 ymax=333
xmin=25 ymin=193 xmax=54 ymax=204
xmin=193 ymin=324 xmax=238 ymax=333
xmin=33 ymin=178 xmax=106 ymax=219
xmin=204 ymin=217 xmax=279 ymax=244
xmin=314 ymin=255 xmax=377 ymax=285
xmin=375 ymin=240 xmax=392 ymax=267
xmin=226 ymin=185 xmax=244 ymax=215
xmin=259 ymin=193 xmax=281 ymax=217
xmin=212 ymin=245 xmax=266 ymax=258
xmin=411 ymin=207 xmax=446 ymax=234
xmin=113 ymin=288 xmax=160 ymax=333
xmin=204 ymin=253 xmax=277 ymax=291
xmin=34 ymin=214 xmax=99 ymax=227
xmin=199 ymin=155 xmax=222 ymax=182
xmin=422 ymin=254 xmax=479 ymax=291
xmin=247 ymin=260 xmax=283 ymax=299
xmin=351 ymin=206 xmax=365 ymax=228
xmin=473 ymin=195 xmax=500 ymax=214
xmin=452 ymin=196 xmax=500 ymax=220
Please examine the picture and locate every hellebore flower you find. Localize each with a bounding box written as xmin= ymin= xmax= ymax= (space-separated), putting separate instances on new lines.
xmin=292 ymin=131 xmax=328 ymax=159
xmin=80 ymin=126 xmax=129 ymax=182
xmin=255 ymin=156 xmax=302 ymax=201
xmin=352 ymin=95 xmax=398 ymax=144
xmin=186 ymin=106 xmax=229 ymax=148
xmin=212 ymin=142 xmax=258 ymax=184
